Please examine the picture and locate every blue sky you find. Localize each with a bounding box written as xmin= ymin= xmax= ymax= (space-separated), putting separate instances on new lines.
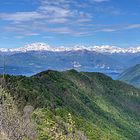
xmin=0 ymin=0 xmax=140 ymax=48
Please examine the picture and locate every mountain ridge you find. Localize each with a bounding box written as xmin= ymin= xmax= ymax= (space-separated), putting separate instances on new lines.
xmin=119 ymin=64 xmax=140 ymax=88
xmin=1 ymin=69 xmax=140 ymax=140
xmin=0 ymin=43 xmax=140 ymax=78
xmin=1 ymin=42 xmax=140 ymax=54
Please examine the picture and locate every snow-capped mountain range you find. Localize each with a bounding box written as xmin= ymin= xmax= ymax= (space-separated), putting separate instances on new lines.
xmin=0 ymin=42 xmax=140 ymax=78
xmin=1 ymin=42 xmax=140 ymax=54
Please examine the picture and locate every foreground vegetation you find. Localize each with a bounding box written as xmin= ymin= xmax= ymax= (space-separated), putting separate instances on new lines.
xmin=1 ymin=69 xmax=140 ymax=139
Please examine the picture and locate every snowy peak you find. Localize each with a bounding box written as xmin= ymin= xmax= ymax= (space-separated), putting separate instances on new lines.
xmin=91 ymin=45 xmax=140 ymax=53
xmin=10 ymin=43 xmax=51 ymax=52
xmin=18 ymin=43 xmax=51 ymax=52
xmin=1 ymin=42 xmax=140 ymax=54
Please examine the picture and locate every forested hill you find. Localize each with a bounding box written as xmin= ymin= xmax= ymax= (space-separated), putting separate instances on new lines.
xmin=1 ymin=69 xmax=140 ymax=140
xmin=119 ymin=64 xmax=140 ymax=88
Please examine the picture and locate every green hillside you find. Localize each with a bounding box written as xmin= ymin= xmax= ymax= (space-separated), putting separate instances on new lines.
xmin=119 ymin=64 xmax=140 ymax=88
xmin=1 ymin=69 xmax=140 ymax=140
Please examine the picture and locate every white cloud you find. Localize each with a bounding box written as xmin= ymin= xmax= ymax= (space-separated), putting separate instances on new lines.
xmin=96 ymin=28 xmax=117 ymax=32
xmin=91 ymin=0 xmax=109 ymax=2
xmin=95 ymin=24 xmax=140 ymax=32
xmin=0 ymin=0 xmax=93 ymax=36
xmin=125 ymin=24 xmax=140 ymax=29
xmin=0 ymin=0 xmax=139 ymax=37
xmin=0 ymin=12 xmax=44 ymax=22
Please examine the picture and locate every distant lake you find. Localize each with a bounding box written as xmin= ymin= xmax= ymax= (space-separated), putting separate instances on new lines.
xmin=105 ymin=72 xmax=120 ymax=80
xmin=79 ymin=69 xmax=122 ymax=80
xmin=0 ymin=67 xmax=121 ymax=80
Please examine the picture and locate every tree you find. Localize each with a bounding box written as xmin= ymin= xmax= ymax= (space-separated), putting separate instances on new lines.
xmin=33 ymin=109 xmax=87 ymax=140
xmin=0 ymin=87 xmax=36 ymax=140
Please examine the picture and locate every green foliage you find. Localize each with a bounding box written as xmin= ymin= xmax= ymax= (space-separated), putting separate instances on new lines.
xmin=0 ymin=87 xmax=35 ymax=140
xmin=67 ymin=113 xmax=75 ymax=133
xmin=1 ymin=69 xmax=140 ymax=140
xmin=32 ymin=108 xmax=84 ymax=140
